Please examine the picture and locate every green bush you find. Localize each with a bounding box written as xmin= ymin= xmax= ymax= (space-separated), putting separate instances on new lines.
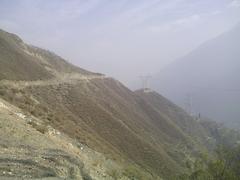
xmin=176 ymin=145 xmax=240 ymax=180
xmin=107 ymin=169 xmax=120 ymax=180
xmin=123 ymin=165 xmax=146 ymax=180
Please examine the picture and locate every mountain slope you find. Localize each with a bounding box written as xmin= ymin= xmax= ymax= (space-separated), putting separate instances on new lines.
xmin=153 ymin=23 xmax=240 ymax=128
xmin=0 ymin=98 xmax=112 ymax=179
xmin=0 ymin=29 xmax=95 ymax=81
xmin=0 ymin=29 xmax=217 ymax=179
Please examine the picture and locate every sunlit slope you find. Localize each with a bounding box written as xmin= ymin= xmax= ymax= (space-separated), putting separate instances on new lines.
xmin=0 ymin=29 xmax=214 ymax=178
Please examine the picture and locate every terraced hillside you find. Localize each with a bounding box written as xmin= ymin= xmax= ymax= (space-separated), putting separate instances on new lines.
xmin=0 ymin=29 xmax=217 ymax=179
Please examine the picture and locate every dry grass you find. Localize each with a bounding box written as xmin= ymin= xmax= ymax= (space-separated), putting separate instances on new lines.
xmin=0 ymin=28 xmax=215 ymax=179
xmin=0 ymin=78 xmax=211 ymax=178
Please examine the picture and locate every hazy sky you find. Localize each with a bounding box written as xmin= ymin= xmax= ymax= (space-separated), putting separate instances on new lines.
xmin=0 ymin=0 xmax=240 ymax=88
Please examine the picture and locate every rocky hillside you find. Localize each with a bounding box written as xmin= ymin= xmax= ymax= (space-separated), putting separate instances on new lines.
xmin=0 ymin=29 xmax=220 ymax=179
xmin=0 ymin=98 xmax=129 ymax=180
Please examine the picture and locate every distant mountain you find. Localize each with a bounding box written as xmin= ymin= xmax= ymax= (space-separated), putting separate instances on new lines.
xmin=153 ymin=23 xmax=240 ymax=128
xmin=0 ymin=29 xmax=228 ymax=179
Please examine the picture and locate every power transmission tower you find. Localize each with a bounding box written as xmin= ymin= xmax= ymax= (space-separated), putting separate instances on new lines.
xmin=140 ymin=75 xmax=152 ymax=92
xmin=184 ymin=93 xmax=193 ymax=116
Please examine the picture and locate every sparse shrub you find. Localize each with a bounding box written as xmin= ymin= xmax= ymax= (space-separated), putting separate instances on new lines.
xmin=81 ymin=167 xmax=92 ymax=180
xmin=82 ymin=172 xmax=92 ymax=180
xmin=24 ymin=98 xmax=32 ymax=105
xmin=11 ymin=88 xmax=18 ymax=94
xmin=123 ymin=165 xmax=144 ymax=180
xmin=176 ymin=145 xmax=240 ymax=180
xmin=92 ymin=158 xmax=101 ymax=167
xmin=0 ymin=89 xmax=5 ymax=96
xmin=30 ymin=109 xmax=38 ymax=116
xmin=107 ymin=169 xmax=120 ymax=180
xmin=28 ymin=121 xmax=48 ymax=134
xmin=8 ymin=96 xmax=13 ymax=102
xmin=47 ymin=116 xmax=52 ymax=121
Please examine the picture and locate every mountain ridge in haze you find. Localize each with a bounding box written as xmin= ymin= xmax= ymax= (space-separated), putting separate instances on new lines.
xmin=153 ymin=22 xmax=240 ymax=128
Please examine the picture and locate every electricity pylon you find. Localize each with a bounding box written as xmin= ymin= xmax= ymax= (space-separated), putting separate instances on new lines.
xmin=140 ymin=75 xmax=152 ymax=92
xmin=184 ymin=93 xmax=193 ymax=116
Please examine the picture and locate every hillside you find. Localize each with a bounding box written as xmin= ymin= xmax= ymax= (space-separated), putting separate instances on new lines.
xmin=153 ymin=23 xmax=240 ymax=128
xmin=0 ymin=29 xmax=95 ymax=81
xmin=0 ymin=97 xmax=138 ymax=180
xmin=0 ymin=29 xmax=221 ymax=179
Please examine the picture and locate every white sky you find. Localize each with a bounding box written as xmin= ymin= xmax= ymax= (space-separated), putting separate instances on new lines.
xmin=0 ymin=0 xmax=240 ymax=88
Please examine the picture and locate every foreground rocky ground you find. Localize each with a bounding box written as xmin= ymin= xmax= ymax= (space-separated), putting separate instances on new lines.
xmin=0 ymin=98 xmax=130 ymax=180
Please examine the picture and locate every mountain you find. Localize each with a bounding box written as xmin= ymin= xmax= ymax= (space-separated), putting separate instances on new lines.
xmin=0 ymin=29 xmax=98 ymax=82
xmin=0 ymin=29 xmax=224 ymax=179
xmin=153 ymin=23 xmax=240 ymax=128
